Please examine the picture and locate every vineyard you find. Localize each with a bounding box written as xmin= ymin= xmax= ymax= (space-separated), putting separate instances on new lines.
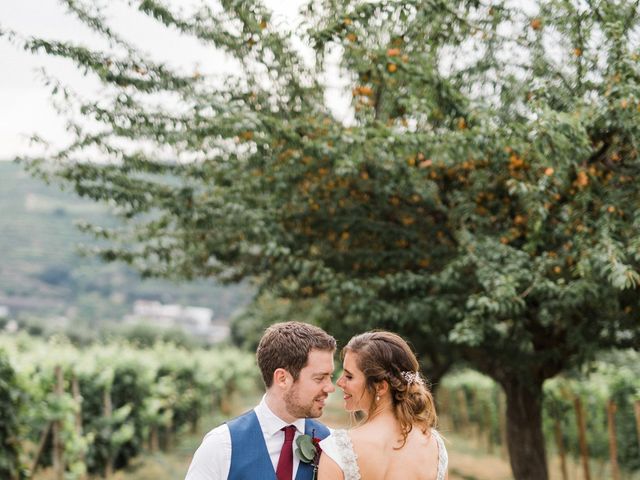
xmin=440 ymin=353 xmax=640 ymax=480
xmin=1 ymin=332 xmax=639 ymax=480
xmin=0 ymin=333 xmax=259 ymax=480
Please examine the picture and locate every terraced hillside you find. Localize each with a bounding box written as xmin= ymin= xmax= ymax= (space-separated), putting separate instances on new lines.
xmin=0 ymin=161 xmax=252 ymax=324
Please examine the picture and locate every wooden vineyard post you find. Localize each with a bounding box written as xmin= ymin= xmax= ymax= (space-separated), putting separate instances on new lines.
xmin=103 ymin=388 xmax=113 ymax=478
xmin=635 ymin=400 xmax=640 ymax=454
xmin=553 ymin=418 xmax=568 ymax=480
xmin=220 ymin=395 xmax=232 ymax=416
xmin=467 ymin=389 xmax=481 ymax=447
xmin=53 ymin=366 xmax=65 ymax=480
xmin=438 ymin=388 xmax=451 ymax=431
xmin=191 ymin=415 xmax=199 ymax=434
xmin=150 ymin=423 xmax=159 ymax=452
xmin=457 ymin=389 xmax=470 ymax=433
xmin=607 ymin=400 xmax=620 ymax=480
xmin=71 ymin=375 xmax=86 ymax=480
xmin=30 ymin=422 xmax=52 ymax=475
xmin=434 ymin=385 xmax=453 ymax=431
xmin=439 ymin=387 xmax=449 ymax=416
xmin=165 ymin=417 xmax=174 ymax=451
xmin=498 ymin=392 xmax=508 ymax=459
xmin=211 ymin=389 xmax=218 ymax=417
xmin=483 ymin=402 xmax=494 ymax=454
xmin=72 ymin=376 xmax=82 ymax=434
xmin=574 ymin=396 xmax=591 ymax=480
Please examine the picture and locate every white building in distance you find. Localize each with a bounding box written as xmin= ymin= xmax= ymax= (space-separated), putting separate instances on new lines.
xmin=124 ymin=300 xmax=228 ymax=343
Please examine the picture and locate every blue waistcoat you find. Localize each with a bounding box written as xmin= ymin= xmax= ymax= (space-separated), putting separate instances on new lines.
xmin=227 ymin=410 xmax=330 ymax=480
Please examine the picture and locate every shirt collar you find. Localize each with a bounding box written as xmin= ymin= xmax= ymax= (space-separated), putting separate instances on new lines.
xmin=255 ymin=395 xmax=306 ymax=437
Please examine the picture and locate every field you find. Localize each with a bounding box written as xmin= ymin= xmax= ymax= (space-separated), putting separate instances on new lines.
xmin=3 ymin=334 xmax=638 ymax=480
xmin=31 ymin=389 xmax=639 ymax=480
xmin=32 ymin=392 xmax=513 ymax=480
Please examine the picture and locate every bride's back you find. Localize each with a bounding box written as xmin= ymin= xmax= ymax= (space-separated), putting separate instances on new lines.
xmin=322 ymin=331 xmax=448 ymax=480
xmin=351 ymin=423 xmax=442 ymax=480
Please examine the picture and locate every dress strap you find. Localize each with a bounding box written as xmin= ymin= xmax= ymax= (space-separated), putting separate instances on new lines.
xmin=332 ymin=429 xmax=361 ymax=480
xmin=431 ymin=429 xmax=448 ymax=480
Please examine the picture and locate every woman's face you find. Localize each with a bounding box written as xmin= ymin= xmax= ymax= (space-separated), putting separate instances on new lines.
xmin=336 ymin=350 xmax=372 ymax=412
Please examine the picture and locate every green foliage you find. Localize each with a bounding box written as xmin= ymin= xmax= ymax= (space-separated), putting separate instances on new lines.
xmin=230 ymin=293 xmax=331 ymax=351
xmin=79 ymin=364 xmax=149 ymax=473
xmin=111 ymin=323 xmax=202 ymax=349
xmin=0 ymin=162 xmax=253 ymax=323
xmin=0 ymin=349 xmax=27 ymax=480
xmin=295 ymin=434 xmax=317 ymax=463
xmin=544 ymin=356 xmax=640 ymax=472
xmin=443 ymin=354 xmax=640 ymax=473
xmin=441 ymin=369 xmax=503 ymax=446
xmin=610 ymin=371 xmax=640 ymax=471
xmin=6 ymin=0 xmax=638 ymax=378
xmin=0 ymin=333 xmax=259 ymax=477
xmin=5 ymin=1 xmax=640 ymax=477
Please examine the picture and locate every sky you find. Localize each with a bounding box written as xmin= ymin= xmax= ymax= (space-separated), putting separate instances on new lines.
xmin=0 ymin=0 xmax=346 ymax=160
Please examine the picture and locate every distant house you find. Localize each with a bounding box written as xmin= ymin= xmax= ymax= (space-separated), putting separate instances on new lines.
xmin=124 ymin=300 xmax=228 ymax=343
xmin=0 ymin=306 xmax=17 ymax=333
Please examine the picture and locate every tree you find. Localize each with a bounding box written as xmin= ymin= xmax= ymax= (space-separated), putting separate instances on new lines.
xmin=4 ymin=1 xmax=640 ymax=478
xmin=230 ymin=294 xmax=331 ymax=351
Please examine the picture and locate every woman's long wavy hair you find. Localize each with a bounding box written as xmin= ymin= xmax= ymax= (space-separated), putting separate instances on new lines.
xmin=343 ymin=331 xmax=437 ymax=447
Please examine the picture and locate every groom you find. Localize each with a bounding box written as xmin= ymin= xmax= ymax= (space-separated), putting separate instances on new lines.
xmin=185 ymin=321 xmax=336 ymax=480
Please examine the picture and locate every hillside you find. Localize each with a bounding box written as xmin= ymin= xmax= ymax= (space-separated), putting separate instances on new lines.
xmin=0 ymin=161 xmax=253 ymax=324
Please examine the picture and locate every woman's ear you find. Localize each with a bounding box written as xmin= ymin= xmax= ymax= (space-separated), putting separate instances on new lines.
xmin=376 ymin=380 xmax=390 ymax=396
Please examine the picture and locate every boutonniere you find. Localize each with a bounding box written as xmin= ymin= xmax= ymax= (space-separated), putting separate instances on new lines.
xmin=295 ymin=429 xmax=322 ymax=479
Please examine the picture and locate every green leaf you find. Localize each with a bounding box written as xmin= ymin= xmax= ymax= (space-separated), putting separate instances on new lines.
xmin=295 ymin=434 xmax=316 ymax=462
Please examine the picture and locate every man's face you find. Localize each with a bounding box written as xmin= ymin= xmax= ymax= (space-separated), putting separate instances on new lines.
xmin=284 ymin=349 xmax=335 ymax=418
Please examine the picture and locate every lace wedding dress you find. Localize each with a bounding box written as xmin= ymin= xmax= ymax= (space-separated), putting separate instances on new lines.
xmin=319 ymin=428 xmax=448 ymax=480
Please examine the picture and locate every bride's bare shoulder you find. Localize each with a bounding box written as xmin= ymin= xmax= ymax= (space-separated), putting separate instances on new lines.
xmin=351 ymin=423 xmax=440 ymax=452
xmin=349 ymin=421 xmax=384 ymax=438
xmin=349 ymin=422 xmax=397 ymax=448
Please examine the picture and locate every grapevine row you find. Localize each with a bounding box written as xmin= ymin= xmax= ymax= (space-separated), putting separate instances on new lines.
xmin=439 ymin=358 xmax=640 ymax=478
xmin=0 ymin=333 xmax=259 ymax=480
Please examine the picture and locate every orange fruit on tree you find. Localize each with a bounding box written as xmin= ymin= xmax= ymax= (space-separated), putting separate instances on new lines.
xmin=575 ymin=171 xmax=589 ymax=187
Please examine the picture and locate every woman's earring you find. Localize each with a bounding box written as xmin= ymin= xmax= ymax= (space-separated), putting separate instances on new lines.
xmin=376 ymin=395 xmax=380 ymax=402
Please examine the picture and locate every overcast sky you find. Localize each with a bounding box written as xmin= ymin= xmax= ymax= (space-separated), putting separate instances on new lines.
xmin=0 ymin=0 xmax=330 ymax=160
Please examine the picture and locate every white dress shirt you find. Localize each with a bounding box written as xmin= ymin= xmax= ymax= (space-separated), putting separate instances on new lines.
xmin=185 ymin=396 xmax=307 ymax=480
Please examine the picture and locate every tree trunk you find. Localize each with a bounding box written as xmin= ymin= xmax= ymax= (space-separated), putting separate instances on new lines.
xmin=502 ymin=380 xmax=548 ymax=480
xmin=498 ymin=392 xmax=508 ymax=459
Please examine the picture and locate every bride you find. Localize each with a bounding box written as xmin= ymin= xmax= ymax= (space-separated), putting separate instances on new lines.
xmin=318 ymin=331 xmax=448 ymax=480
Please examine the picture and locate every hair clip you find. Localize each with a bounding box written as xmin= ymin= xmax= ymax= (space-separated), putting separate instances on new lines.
xmin=400 ymin=371 xmax=424 ymax=386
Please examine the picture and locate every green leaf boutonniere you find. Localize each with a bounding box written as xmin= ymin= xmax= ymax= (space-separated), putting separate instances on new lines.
xmin=295 ymin=429 xmax=322 ymax=479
